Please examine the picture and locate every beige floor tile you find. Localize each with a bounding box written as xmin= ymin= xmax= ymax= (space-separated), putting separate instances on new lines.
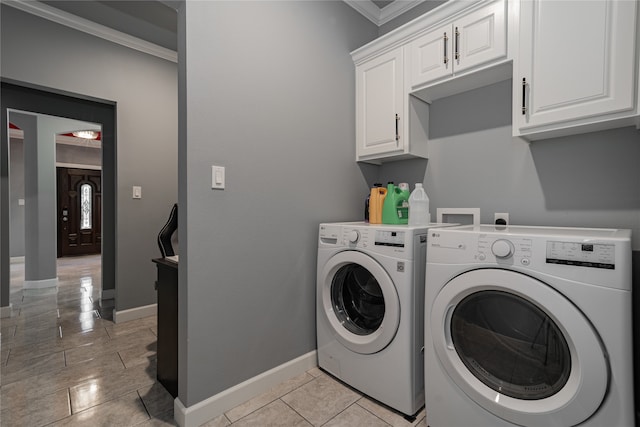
xmin=357 ymin=397 xmax=425 ymax=427
xmin=232 ymin=399 xmax=311 ymax=427
xmin=135 ymin=411 xmax=180 ymax=427
xmin=119 ymin=340 xmax=158 ymax=368
xmin=49 ymin=390 xmax=150 ymax=426
xmin=0 ymin=387 xmax=71 ymax=426
xmin=306 ymin=367 xmax=324 ymax=378
xmin=1 ymin=350 xmax=66 ymax=386
xmin=4 ymin=334 xmax=65 ymax=363
xmin=281 ymin=374 xmax=361 ymax=426
xmin=138 ymin=381 xmax=175 ymax=418
xmin=69 ymin=363 xmax=156 ymax=413
xmin=199 ymin=414 xmax=231 ymax=427
xmin=323 ymin=403 xmax=391 ymax=426
xmin=1 ymin=352 xmax=125 ymax=406
xmin=225 ymin=372 xmax=315 ymax=422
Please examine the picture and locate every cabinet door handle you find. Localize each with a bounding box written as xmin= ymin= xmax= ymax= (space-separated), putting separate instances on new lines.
xmin=443 ymin=32 xmax=448 ymax=64
xmin=395 ymin=114 xmax=400 ymax=142
xmin=521 ymin=78 xmax=527 ymax=115
xmin=454 ymin=27 xmax=460 ymax=60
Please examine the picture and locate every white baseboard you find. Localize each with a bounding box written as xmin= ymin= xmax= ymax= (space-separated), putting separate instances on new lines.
xmin=113 ymin=303 xmax=157 ymax=323
xmin=101 ymin=289 xmax=116 ymax=300
xmin=10 ymin=256 xmax=25 ymax=264
xmin=174 ymin=350 xmax=318 ymax=427
xmin=0 ymin=304 xmax=13 ymax=318
xmin=23 ymin=277 xmax=58 ymax=290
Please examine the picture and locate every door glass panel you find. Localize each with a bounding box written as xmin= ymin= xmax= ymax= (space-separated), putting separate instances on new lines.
xmin=451 ymin=290 xmax=571 ymax=400
xmin=331 ymin=263 xmax=385 ymax=335
xmin=80 ymin=183 xmax=92 ymax=230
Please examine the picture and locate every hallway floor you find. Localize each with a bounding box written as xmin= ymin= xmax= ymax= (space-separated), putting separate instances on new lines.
xmin=1 ymin=255 xmax=426 ymax=426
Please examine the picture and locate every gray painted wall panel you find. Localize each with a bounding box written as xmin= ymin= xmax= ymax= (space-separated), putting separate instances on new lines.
xmin=1 ymin=5 xmax=178 ymax=311
xmin=180 ymin=0 xmax=377 ymax=406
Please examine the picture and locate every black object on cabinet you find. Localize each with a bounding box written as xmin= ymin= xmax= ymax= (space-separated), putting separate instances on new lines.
xmin=153 ymin=258 xmax=178 ymax=398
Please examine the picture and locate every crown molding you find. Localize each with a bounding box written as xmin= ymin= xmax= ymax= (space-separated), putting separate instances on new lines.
xmin=3 ymin=0 xmax=178 ymax=63
xmin=344 ymin=0 xmax=427 ymax=26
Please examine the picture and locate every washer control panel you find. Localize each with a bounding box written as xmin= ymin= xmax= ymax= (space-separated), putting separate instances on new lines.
xmin=546 ymin=241 xmax=615 ymax=269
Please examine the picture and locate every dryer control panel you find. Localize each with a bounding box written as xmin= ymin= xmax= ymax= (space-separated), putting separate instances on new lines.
xmin=546 ymin=241 xmax=615 ymax=269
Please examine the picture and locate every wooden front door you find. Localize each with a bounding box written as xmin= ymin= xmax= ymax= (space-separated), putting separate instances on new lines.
xmin=57 ymin=168 xmax=102 ymax=257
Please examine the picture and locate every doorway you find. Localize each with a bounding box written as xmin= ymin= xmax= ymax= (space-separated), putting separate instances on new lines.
xmin=57 ymin=167 xmax=102 ymax=257
xmin=1 ymin=79 xmax=116 ymax=310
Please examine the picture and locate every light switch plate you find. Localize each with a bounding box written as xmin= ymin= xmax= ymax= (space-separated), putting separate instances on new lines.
xmin=212 ymin=165 xmax=225 ymax=190
xmin=133 ymin=186 xmax=142 ymax=199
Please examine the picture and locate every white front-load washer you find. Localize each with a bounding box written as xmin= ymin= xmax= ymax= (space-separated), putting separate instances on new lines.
xmin=317 ymin=222 xmax=450 ymax=416
xmin=424 ymin=225 xmax=634 ymax=427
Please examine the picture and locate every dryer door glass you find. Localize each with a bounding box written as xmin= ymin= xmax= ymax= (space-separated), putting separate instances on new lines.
xmin=331 ymin=263 xmax=384 ymax=335
xmin=451 ymin=290 xmax=571 ymax=400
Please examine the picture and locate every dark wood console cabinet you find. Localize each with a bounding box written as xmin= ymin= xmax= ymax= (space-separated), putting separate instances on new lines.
xmin=152 ymin=258 xmax=178 ymax=398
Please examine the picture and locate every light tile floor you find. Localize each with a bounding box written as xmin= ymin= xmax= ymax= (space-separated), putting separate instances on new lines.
xmin=1 ymin=255 xmax=427 ymax=426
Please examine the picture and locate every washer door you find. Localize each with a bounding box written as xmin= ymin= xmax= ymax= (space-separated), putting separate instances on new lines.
xmin=430 ymin=269 xmax=608 ymax=426
xmin=320 ymin=251 xmax=400 ymax=354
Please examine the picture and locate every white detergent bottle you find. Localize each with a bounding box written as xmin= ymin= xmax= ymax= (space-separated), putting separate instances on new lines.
xmin=408 ymin=183 xmax=430 ymax=226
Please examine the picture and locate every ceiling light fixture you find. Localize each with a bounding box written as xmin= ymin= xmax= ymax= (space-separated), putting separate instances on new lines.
xmin=72 ymin=130 xmax=100 ymax=140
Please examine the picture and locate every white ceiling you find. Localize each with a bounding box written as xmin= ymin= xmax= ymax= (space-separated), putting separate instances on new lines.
xmin=5 ymin=0 xmax=428 ymax=54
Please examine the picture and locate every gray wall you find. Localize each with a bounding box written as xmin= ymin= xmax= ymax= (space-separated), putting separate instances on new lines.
xmin=179 ymin=0 xmax=377 ymax=406
xmin=1 ymin=5 xmax=178 ymax=311
xmin=377 ymin=80 xmax=640 ymax=249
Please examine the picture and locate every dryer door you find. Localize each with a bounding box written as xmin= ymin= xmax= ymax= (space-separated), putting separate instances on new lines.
xmin=430 ymin=269 xmax=608 ymax=427
xmin=320 ymin=250 xmax=400 ymax=354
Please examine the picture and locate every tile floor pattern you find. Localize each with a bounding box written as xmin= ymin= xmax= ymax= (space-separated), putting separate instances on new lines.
xmin=1 ymin=255 xmax=427 ymax=426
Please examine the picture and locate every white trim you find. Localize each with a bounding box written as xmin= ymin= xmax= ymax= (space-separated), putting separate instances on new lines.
xmin=379 ymin=0 xmax=429 ymax=24
xmin=56 ymin=163 xmax=102 ymax=171
xmin=0 ymin=304 xmax=14 ymax=319
xmin=101 ymin=289 xmax=116 ymax=300
xmin=23 ymin=277 xmax=58 ymax=290
xmin=10 ymin=256 xmax=25 ymax=264
xmin=174 ymin=351 xmax=318 ymax=427
xmin=113 ymin=303 xmax=157 ymax=323
xmin=344 ymin=0 xmax=428 ymax=26
xmin=3 ymin=0 xmax=177 ymax=63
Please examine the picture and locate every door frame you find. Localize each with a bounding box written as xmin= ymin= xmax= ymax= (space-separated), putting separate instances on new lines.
xmin=1 ymin=78 xmax=116 ymax=308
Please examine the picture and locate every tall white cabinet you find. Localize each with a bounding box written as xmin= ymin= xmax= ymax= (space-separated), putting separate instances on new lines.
xmin=513 ymin=0 xmax=639 ymax=139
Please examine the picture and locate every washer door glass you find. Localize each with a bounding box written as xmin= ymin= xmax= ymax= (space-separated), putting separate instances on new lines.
xmin=332 ymin=263 xmax=385 ymax=335
xmin=430 ymin=269 xmax=608 ymax=427
xmin=321 ymin=251 xmax=400 ymax=354
xmin=452 ymin=290 xmax=571 ymax=400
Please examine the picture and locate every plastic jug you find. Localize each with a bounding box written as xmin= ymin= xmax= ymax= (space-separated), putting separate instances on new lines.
xmin=382 ymin=182 xmax=409 ymax=225
xmin=369 ymin=184 xmax=387 ymax=224
xmin=408 ymin=183 xmax=430 ymax=226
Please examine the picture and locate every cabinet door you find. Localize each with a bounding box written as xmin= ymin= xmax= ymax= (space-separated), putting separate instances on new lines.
xmin=408 ymin=24 xmax=452 ymax=90
xmin=356 ymin=47 xmax=404 ymax=160
xmin=455 ymin=0 xmax=506 ymax=74
xmin=516 ymin=0 xmax=636 ymax=131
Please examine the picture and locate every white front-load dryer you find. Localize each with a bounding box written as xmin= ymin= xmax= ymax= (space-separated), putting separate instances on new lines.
xmin=317 ymin=222 xmax=449 ymax=416
xmin=424 ymin=225 xmax=634 ymax=427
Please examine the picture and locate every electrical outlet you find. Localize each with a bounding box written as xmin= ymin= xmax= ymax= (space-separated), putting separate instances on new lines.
xmin=494 ymin=212 xmax=509 ymax=226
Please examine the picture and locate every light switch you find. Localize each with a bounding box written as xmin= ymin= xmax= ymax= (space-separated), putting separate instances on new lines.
xmin=212 ymin=166 xmax=225 ymax=190
xmin=132 ymin=186 xmax=142 ymax=199
xmin=18 ymin=198 xmax=25 ymax=206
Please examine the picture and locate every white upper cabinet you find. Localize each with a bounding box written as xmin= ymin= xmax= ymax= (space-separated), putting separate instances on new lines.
xmin=355 ymin=47 xmax=404 ymax=161
xmin=408 ymin=0 xmax=507 ymax=91
xmin=514 ymin=0 xmax=639 ymax=140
